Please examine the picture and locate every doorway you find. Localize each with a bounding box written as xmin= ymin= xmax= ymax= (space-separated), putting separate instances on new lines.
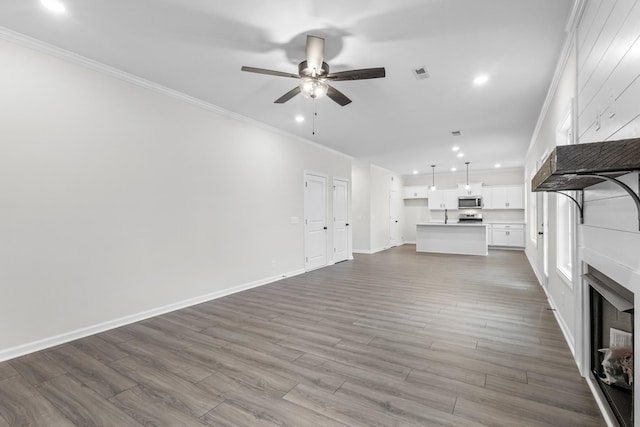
xmin=333 ymin=178 xmax=349 ymax=263
xmin=304 ymin=172 xmax=328 ymax=271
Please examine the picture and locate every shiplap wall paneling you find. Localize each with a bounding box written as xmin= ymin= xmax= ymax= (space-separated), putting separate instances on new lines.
xmin=578 ymin=0 xmax=640 ymax=142
xmin=581 ymin=173 xmax=639 ymax=232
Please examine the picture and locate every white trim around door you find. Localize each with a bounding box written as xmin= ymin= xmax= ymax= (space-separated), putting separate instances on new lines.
xmin=333 ymin=177 xmax=350 ymax=263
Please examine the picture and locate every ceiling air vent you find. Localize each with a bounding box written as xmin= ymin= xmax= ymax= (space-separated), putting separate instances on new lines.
xmin=412 ymin=66 xmax=430 ymax=80
xmin=451 ymin=130 xmax=462 ymax=136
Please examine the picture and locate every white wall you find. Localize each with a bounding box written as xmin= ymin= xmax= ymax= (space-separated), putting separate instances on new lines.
xmin=403 ymin=168 xmax=525 ymax=188
xmin=402 ymin=199 xmax=429 ymax=243
xmin=352 ymin=163 xmax=371 ymax=251
xmin=351 ymin=163 xmax=402 ymax=253
xmin=525 ymin=44 xmax=578 ymax=347
xmin=0 ymin=38 xmax=351 ymax=359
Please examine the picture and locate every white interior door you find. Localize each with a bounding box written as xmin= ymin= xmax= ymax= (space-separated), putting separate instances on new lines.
xmin=333 ymin=178 xmax=349 ymax=263
xmin=390 ymin=190 xmax=401 ymax=246
xmin=305 ymin=172 xmax=327 ymax=271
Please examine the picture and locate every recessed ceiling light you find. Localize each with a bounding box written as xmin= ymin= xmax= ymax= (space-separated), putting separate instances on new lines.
xmin=295 ymin=115 xmax=304 ymax=123
xmin=40 ymin=0 xmax=66 ymax=14
xmin=451 ymin=167 xmax=457 ymax=172
xmin=495 ymin=163 xmax=501 ymax=168
xmin=452 ymin=146 xmax=460 ymax=152
xmin=474 ymin=74 xmax=489 ymax=86
xmin=457 ymin=152 xmax=464 ymax=158
xmin=413 ymin=170 xmax=419 ymax=175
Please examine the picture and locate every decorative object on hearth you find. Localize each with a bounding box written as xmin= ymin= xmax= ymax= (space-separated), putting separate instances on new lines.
xmin=600 ymin=347 xmax=633 ymax=389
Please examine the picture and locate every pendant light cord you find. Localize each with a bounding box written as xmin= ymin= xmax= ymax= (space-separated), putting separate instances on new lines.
xmin=465 ymin=162 xmax=470 ymax=189
xmin=430 ymin=164 xmax=436 ymax=190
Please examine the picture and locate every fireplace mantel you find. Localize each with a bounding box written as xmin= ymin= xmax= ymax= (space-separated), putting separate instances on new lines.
xmin=531 ymin=138 xmax=640 ymax=229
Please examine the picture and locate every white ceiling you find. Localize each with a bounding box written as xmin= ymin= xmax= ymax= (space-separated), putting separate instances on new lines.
xmin=0 ymin=0 xmax=573 ymax=175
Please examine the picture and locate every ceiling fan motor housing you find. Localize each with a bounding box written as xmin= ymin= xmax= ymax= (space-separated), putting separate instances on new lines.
xmin=298 ymin=60 xmax=330 ymax=78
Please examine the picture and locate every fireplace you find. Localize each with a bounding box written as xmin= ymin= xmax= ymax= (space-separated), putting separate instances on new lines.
xmin=586 ymin=266 xmax=634 ymax=427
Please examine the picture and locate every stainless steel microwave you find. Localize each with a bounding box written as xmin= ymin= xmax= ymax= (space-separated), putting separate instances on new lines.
xmin=458 ymin=196 xmax=482 ymax=209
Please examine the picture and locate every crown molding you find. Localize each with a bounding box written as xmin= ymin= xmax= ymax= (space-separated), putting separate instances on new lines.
xmin=0 ymin=26 xmax=352 ymax=161
xmin=566 ymin=0 xmax=588 ymax=33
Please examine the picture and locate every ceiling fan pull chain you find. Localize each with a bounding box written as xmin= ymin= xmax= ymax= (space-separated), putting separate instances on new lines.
xmin=312 ymin=99 xmax=317 ymax=135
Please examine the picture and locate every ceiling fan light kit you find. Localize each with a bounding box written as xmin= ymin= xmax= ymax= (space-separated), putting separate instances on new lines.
xmin=241 ymin=35 xmax=385 ymax=106
xmin=300 ymin=78 xmax=328 ymax=99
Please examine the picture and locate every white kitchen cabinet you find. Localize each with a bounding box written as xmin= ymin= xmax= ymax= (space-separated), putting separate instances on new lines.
xmin=490 ymin=223 xmax=525 ymax=247
xmin=485 ymin=185 xmax=524 ymax=209
xmin=428 ymin=189 xmax=458 ymax=211
xmin=457 ymin=182 xmax=483 ymax=197
xmin=403 ymin=186 xmax=429 ymax=199
xmin=482 ymin=186 xmax=492 ymax=208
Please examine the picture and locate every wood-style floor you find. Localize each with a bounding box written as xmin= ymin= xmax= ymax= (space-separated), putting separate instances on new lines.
xmin=0 ymin=246 xmax=605 ymax=426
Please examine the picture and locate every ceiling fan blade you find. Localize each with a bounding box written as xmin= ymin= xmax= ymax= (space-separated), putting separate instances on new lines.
xmin=326 ymin=67 xmax=386 ymax=81
xmin=306 ymin=35 xmax=325 ymax=73
xmin=241 ymin=66 xmax=299 ymax=79
xmin=274 ymin=86 xmax=302 ymax=104
xmin=326 ymin=85 xmax=352 ymax=106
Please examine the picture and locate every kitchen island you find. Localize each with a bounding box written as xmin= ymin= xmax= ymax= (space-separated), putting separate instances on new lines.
xmin=416 ymin=223 xmax=488 ymax=256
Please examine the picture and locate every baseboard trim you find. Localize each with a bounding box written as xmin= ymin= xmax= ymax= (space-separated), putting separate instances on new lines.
xmin=546 ymin=293 xmax=576 ymax=356
xmin=352 ymin=249 xmax=373 ymax=254
xmin=352 ymin=247 xmax=390 ymax=255
xmin=525 ymin=249 xmax=576 ymax=356
xmin=0 ymin=269 xmax=305 ymax=362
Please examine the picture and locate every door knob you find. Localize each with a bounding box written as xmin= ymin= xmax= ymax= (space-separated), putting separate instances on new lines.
xmin=538 ymin=231 xmax=544 ymax=235
xmin=323 ymin=226 xmax=328 ymax=230
xmin=346 ymin=223 xmax=350 ymax=226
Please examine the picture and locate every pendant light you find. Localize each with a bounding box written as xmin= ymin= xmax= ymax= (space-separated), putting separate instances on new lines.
xmin=430 ymin=165 xmax=436 ymax=191
xmin=465 ymin=161 xmax=471 ymax=190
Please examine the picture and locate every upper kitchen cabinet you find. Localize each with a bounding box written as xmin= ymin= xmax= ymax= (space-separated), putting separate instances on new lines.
xmin=428 ymin=189 xmax=458 ymax=211
xmin=482 ymin=186 xmax=492 ymax=208
xmin=457 ymin=182 xmax=483 ymax=197
xmin=403 ymin=185 xmax=429 ymax=199
xmin=485 ymin=185 xmax=524 ymax=209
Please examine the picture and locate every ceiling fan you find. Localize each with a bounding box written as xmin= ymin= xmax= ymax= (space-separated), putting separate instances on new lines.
xmin=241 ymin=35 xmax=385 ymax=106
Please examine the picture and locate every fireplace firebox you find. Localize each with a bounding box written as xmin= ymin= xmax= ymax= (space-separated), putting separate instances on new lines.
xmin=586 ymin=267 xmax=634 ymax=427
